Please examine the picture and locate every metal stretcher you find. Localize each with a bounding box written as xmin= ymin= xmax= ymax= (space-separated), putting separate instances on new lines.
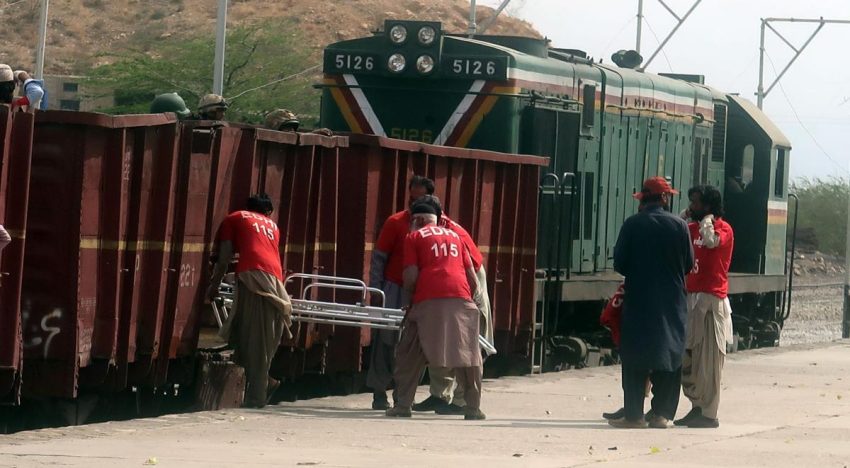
xmin=211 ymin=273 xmax=497 ymax=355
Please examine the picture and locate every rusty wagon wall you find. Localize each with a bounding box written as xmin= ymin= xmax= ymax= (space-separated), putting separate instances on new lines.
xmin=5 ymin=111 xmax=546 ymax=402
xmin=0 ymin=109 xmax=34 ymax=406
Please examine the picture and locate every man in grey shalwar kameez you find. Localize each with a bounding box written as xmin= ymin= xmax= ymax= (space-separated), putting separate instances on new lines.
xmin=612 ymin=177 xmax=694 ymax=429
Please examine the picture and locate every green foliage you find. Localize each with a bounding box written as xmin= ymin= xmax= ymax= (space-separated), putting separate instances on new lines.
xmin=789 ymin=177 xmax=849 ymax=256
xmin=85 ymin=20 xmax=320 ymax=125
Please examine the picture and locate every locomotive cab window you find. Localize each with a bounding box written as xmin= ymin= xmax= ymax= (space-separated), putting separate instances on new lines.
xmin=742 ymin=144 xmax=754 ymax=187
xmin=774 ymin=148 xmax=787 ymax=198
xmin=582 ymin=84 xmax=596 ymax=127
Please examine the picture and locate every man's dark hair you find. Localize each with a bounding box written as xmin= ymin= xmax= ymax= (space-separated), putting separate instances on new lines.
xmin=640 ymin=191 xmax=663 ymax=205
xmin=0 ymin=82 xmax=15 ymax=104
xmin=409 ymin=175 xmax=435 ymax=195
xmin=688 ymin=185 xmax=724 ymax=217
xmin=411 ymin=194 xmax=443 ymax=221
xmin=246 ymin=193 xmax=274 ymax=215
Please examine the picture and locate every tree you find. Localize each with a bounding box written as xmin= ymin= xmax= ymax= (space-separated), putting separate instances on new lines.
xmin=789 ymin=177 xmax=849 ymax=256
xmin=86 ymin=20 xmax=320 ymax=125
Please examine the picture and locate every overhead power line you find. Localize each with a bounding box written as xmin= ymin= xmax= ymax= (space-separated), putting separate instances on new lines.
xmin=764 ymin=51 xmax=849 ymax=176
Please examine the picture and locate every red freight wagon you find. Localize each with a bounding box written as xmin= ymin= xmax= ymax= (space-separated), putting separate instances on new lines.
xmin=0 ymin=111 xmax=546 ymax=420
xmin=0 ymin=109 xmax=34 ymax=406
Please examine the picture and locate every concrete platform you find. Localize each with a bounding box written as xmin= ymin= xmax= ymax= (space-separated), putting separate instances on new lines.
xmin=1 ymin=341 xmax=849 ymax=467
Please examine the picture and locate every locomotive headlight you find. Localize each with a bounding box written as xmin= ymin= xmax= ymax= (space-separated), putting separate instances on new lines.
xmin=388 ymin=53 xmax=407 ymax=73
xmin=416 ymin=55 xmax=435 ymax=74
xmin=389 ymin=25 xmax=408 ymax=44
xmin=418 ymin=26 xmax=437 ymax=45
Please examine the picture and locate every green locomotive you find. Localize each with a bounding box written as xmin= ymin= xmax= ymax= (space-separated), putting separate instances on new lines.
xmin=318 ymin=20 xmax=793 ymax=371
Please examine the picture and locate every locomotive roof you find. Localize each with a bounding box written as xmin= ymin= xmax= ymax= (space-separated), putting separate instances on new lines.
xmin=448 ymin=35 xmax=718 ymax=120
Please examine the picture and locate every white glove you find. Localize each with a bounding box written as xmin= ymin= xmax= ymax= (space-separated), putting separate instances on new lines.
xmin=699 ymin=214 xmax=720 ymax=248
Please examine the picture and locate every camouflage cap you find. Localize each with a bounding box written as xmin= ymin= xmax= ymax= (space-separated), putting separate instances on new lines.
xmin=0 ymin=66 xmax=12 ymax=83
xmin=198 ymin=93 xmax=229 ymax=112
xmin=265 ymin=108 xmax=300 ymax=131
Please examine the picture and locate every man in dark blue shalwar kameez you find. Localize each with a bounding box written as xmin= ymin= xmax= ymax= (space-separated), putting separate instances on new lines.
xmin=611 ymin=177 xmax=694 ymax=429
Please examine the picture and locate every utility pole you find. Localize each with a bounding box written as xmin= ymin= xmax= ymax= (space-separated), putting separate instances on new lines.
xmin=477 ymin=0 xmax=512 ymax=35
xmin=213 ymin=0 xmax=228 ymax=96
xmin=468 ymin=0 xmax=477 ymax=37
xmin=754 ymin=18 xmax=850 ymax=109
xmin=638 ymin=0 xmax=701 ymax=71
xmin=636 ymin=0 xmax=643 ymax=55
xmin=842 ymin=165 xmax=850 ymax=338
xmin=35 ymin=0 xmax=49 ymax=79
xmin=755 ymin=17 xmax=850 ymax=336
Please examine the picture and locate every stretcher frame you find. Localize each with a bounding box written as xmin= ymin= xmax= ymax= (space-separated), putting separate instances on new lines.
xmin=211 ymin=273 xmax=497 ymax=355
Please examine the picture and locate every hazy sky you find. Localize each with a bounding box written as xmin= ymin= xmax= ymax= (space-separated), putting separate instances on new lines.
xmin=479 ymin=0 xmax=850 ymax=180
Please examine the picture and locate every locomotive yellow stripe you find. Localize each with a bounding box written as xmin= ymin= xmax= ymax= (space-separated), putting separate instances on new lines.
xmin=454 ymin=86 xmax=519 ymax=148
xmin=324 ymin=78 xmax=364 ymax=134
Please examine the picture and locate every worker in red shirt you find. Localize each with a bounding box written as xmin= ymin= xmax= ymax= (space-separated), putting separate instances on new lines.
xmin=206 ymin=194 xmax=293 ymax=408
xmin=386 ymin=196 xmax=485 ymax=420
xmin=675 ymin=185 xmax=734 ymax=428
xmin=413 ymin=212 xmax=493 ymax=415
xmin=367 ymin=176 xmax=434 ymax=410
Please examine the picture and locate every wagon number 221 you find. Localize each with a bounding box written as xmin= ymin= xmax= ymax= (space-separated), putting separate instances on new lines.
xmin=452 ymin=59 xmax=496 ymax=76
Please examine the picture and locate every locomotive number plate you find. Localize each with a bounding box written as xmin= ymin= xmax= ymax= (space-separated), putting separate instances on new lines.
xmin=325 ymin=52 xmax=379 ymax=74
xmin=442 ymin=56 xmax=508 ymax=80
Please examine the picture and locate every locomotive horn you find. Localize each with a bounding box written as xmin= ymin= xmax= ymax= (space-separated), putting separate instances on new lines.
xmin=611 ymin=49 xmax=644 ymax=69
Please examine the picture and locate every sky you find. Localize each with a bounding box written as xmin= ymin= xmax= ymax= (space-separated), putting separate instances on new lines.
xmin=479 ymin=0 xmax=850 ymax=180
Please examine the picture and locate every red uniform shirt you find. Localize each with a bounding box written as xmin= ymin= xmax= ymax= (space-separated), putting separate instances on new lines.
xmin=403 ymin=224 xmax=473 ymax=304
xmin=686 ymin=217 xmax=734 ymax=298
xmin=375 ymin=210 xmax=411 ymax=285
xmin=441 ymin=215 xmax=484 ymax=271
xmin=600 ymin=283 xmax=625 ymax=346
xmin=216 ymin=210 xmax=284 ymax=281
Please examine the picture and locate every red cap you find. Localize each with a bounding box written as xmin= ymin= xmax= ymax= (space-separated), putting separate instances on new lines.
xmin=633 ymin=176 xmax=678 ymax=200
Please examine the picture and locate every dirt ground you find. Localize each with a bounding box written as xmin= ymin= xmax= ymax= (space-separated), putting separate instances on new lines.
xmin=781 ymin=251 xmax=846 ymax=346
xmin=2 ymin=341 xmax=849 ymax=467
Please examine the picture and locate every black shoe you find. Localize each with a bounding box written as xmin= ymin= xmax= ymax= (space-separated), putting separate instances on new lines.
xmin=673 ymin=407 xmax=702 ymax=426
xmin=371 ymin=392 xmax=390 ymax=411
xmin=412 ymin=395 xmax=446 ymax=412
xmin=602 ymin=408 xmax=625 ymax=420
xmin=685 ymin=415 xmax=719 ymax=428
xmin=435 ymin=403 xmax=465 ymax=415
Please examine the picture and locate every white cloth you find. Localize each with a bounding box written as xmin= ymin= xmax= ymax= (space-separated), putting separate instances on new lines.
xmin=686 ymin=293 xmax=734 ymax=351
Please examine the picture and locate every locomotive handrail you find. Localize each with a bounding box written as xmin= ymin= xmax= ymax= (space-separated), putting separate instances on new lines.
xmin=560 ymin=172 xmax=577 ymax=281
xmin=782 ymin=193 xmax=800 ymax=322
xmin=539 ymin=173 xmax=562 ymax=279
